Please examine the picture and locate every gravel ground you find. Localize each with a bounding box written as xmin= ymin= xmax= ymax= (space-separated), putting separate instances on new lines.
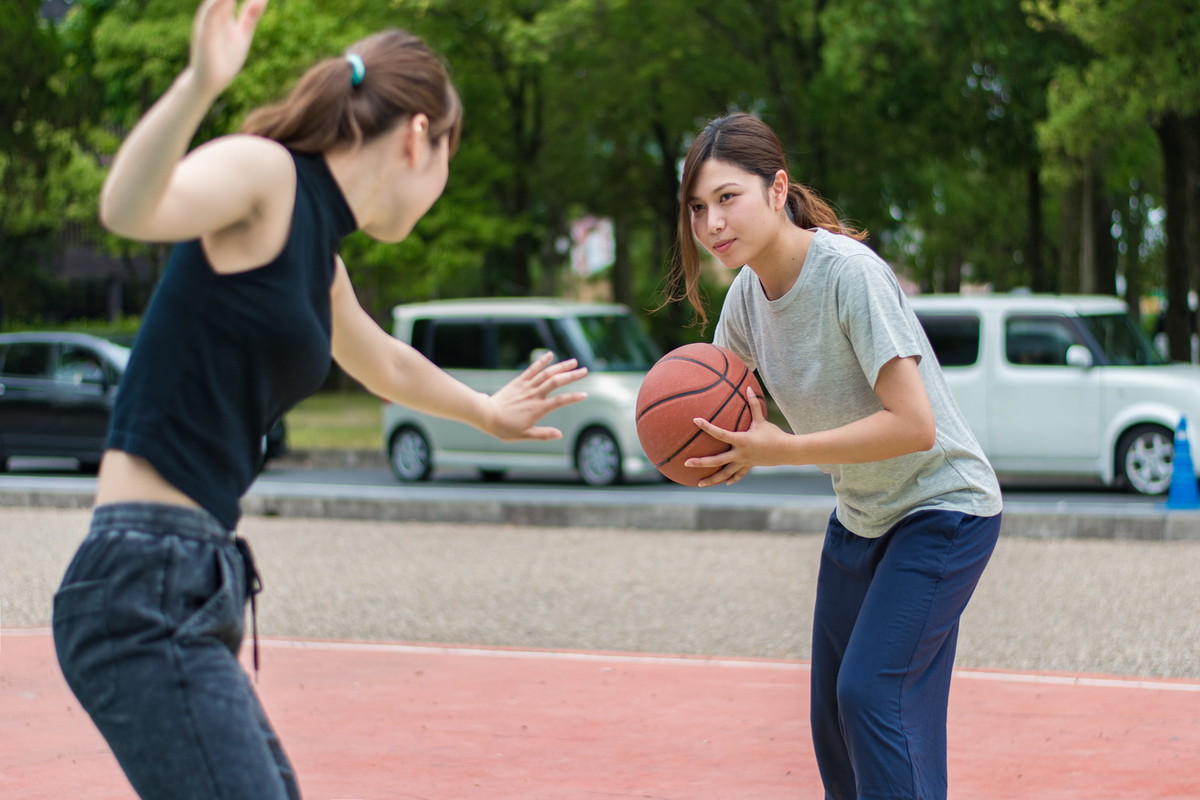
xmin=4 ymin=507 xmax=1199 ymax=678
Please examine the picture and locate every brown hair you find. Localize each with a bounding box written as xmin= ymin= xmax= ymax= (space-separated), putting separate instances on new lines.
xmin=665 ymin=112 xmax=866 ymax=325
xmin=241 ymin=29 xmax=462 ymax=155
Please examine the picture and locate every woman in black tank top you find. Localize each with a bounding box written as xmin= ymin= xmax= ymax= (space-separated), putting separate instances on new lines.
xmin=52 ymin=3 xmax=587 ymax=799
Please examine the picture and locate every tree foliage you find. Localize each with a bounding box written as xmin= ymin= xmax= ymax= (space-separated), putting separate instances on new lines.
xmin=8 ymin=0 xmax=1199 ymax=354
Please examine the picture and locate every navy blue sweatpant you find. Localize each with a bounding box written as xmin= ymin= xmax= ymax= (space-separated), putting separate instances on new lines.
xmin=810 ymin=509 xmax=1001 ymax=800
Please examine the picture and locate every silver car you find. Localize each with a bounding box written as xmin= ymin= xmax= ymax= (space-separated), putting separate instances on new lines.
xmin=382 ymin=298 xmax=661 ymax=486
xmin=911 ymin=293 xmax=1200 ymax=495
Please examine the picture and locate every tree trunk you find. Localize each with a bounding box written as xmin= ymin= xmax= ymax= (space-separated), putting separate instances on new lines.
xmin=1093 ymin=183 xmax=1118 ymax=296
xmin=1155 ymin=113 xmax=1191 ymax=362
xmin=943 ymin=253 xmax=963 ymax=293
xmin=612 ymin=213 xmax=633 ymax=307
xmin=1079 ymin=162 xmax=1098 ymax=293
xmin=1122 ymin=186 xmax=1146 ymax=323
xmin=1026 ymin=166 xmax=1046 ymax=291
xmin=1059 ymin=178 xmax=1083 ymax=294
xmin=1185 ymin=115 xmax=1200 ymax=346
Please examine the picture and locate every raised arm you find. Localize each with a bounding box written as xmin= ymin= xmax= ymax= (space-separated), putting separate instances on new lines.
xmin=329 ymin=259 xmax=589 ymax=441
xmin=99 ymin=0 xmax=269 ymax=241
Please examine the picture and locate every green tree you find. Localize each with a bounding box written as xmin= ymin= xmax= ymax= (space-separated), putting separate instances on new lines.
xmin=1029 ymin=0 xmax=1200 ymax=358
xmin=816 ymin=0 xmax=1081 ymax=292
xmin=0 ymin=0 xmax=109 ymax=324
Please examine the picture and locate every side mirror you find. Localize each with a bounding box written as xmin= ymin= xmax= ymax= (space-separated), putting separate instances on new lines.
xmin=1065 ymin=344 xmax=1094 ymax=369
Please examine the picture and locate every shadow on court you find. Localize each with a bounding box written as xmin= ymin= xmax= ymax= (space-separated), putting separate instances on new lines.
xmin=3 ymin=629 xmax=1198 ymax=800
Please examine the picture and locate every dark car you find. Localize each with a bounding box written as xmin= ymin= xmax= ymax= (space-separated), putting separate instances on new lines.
xmin=0 ymin=332 xmax=129 ymax=471
xmin=0 ymin=331 xmax=287 ymax=471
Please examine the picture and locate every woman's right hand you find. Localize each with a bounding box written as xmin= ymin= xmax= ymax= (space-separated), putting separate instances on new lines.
xmin=189 ymin=0 xmax=269 ymax=98
xmin=485 ymin=352 xmax=589 ymax=442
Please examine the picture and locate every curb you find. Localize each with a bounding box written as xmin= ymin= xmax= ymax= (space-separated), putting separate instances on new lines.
xmin=274 ymin=448 xmax=388 ymax=471
xmin=3 ymin=483 xmax=1200 ymax=541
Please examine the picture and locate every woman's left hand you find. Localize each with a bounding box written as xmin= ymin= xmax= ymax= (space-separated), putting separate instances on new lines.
xmin=686 ymin=385 xmax=785 ymax=486
xmin=189 ymin=0 xmax=269 ymax=98
xmin=486 ymin=352 xmax=589 ymax=441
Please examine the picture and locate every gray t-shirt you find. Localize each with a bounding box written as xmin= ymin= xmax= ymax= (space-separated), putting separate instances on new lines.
xmin=713 ymin=228 xmax=1002 ymax=538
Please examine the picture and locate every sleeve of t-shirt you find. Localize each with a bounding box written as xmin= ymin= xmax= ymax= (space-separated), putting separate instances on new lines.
xmin=713 ymin=268 xmax=759 ymax=373
xmin=835 ymin=255 xmax=925 ymax=387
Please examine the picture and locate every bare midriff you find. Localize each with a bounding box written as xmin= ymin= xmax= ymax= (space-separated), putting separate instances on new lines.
xmin=92 ymin=450 xmax=201 ymax=510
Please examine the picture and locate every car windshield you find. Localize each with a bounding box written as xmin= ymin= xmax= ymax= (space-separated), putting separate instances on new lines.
xmin=92 ymin=340 xmax=131 ymax=371
xmin=1078 ymin=313 xmax=1165 ymax=366
xmin=572 ymin=314 xmax=660 ymax=372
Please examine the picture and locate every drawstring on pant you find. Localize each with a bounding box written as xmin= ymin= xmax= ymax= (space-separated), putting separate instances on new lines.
xmin=234 ymin=537 xmax=263 ymax=680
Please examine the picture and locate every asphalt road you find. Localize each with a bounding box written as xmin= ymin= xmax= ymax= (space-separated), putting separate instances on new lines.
xmin=5 ymin=505 xmax=1199 ymax=679
xmin=1 ymin=454 xmax=1171 ymax=509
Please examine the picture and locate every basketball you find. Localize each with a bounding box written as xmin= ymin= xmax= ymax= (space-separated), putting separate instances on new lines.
xmin=636 ymin=343 xmax=762 ymax=486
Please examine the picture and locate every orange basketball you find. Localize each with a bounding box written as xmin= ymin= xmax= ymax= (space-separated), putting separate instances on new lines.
xmin=635 ymin=343 xmax=762 ymax=486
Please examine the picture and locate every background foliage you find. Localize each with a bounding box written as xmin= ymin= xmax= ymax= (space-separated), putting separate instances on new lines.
xmin=3 ymin=0 xmax=1198 ymax=352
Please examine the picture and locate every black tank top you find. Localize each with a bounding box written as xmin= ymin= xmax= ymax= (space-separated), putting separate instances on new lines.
xmin=108 ymin=151 xmax=357 ymax=528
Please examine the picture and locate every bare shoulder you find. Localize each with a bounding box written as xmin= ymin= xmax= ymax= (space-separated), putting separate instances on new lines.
xmin=193 ymin=136 xmax=298 ymax=273
xmin=186 ymin=134 xmax=294 ymax=185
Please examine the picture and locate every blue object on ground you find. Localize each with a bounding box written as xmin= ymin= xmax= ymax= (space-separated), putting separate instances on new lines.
xmin=1165 ymin=417 xmax=1200 ymax=510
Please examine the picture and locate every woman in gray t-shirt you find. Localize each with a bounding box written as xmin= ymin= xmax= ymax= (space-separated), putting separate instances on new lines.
xmin=666 ymin=112 xmax=1002 ymax=800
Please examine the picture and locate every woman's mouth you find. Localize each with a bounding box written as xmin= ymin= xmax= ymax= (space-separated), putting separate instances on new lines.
xmin=712 ymin=238 xmax=735 ymax=255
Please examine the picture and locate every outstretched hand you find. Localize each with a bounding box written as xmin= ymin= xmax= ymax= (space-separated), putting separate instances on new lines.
xmin=189 ymin=0 xmax=269 ymax=98
xmin=486 ymin=352 xmax=588 ymax=442
xmin=686 ymin=385 xmax=782 ymax=486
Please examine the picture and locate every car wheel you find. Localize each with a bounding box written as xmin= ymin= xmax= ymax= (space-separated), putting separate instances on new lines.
xmin=575 ymin=427 xmax=623 ymax=487
xmin=388 ymin=426 xmax=433 ymax=482
xmin=1116 ymin=424 xmax=1175 ymax=495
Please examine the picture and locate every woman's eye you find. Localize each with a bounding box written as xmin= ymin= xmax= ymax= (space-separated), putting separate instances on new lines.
xmin=720 ymin=192 xmax=736 ymax=202
xmin=690 ymin=203 xmax=705 ymax=214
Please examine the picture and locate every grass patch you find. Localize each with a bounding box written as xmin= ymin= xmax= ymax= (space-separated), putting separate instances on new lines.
xmin=286 ymin=391 xmax=384 ymax=450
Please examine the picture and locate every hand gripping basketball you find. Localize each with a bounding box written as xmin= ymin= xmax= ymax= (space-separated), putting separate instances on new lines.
xmin=635 ymin=343 xmax=763 ymax=486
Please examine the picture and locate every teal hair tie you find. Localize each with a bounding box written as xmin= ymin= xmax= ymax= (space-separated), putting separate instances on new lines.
xmin=345 ymin=53 xmax=365 ymax=87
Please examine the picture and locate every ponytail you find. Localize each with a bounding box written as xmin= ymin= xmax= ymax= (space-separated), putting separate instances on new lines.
xmin=241 ymin=30 xmax=462 ymax=155
xmin=784 ymin=182 xmax=865 ymax=240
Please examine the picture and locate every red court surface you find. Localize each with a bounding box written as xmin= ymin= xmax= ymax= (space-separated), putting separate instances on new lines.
xmin=3 ymin=627 xmax=1199 ymax=800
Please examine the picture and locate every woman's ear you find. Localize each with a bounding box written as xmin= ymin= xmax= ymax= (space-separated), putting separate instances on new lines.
xmin=772 ymin=169 xmax=789 ymax=211
xmin=402 ymin=113 xmax=432 ymax=166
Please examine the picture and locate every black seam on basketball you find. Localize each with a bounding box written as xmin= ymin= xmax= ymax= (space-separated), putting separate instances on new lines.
xmin=637 ymin=356 xmax=748 ymax=422
xmin=655 ymin=381 xmax=748 ymax=466
xmin=637 ymin=375 xmax=727 ymax=420
xmin=658 ymin=355 xmax=742 ymax=391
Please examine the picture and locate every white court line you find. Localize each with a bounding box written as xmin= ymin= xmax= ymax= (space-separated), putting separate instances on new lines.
xmin=257 ymin=637 xmax=1200 ymax=691
xmin=7 ymin=628 xmax=1200 ymax=692
xmin=953 ymin=668 xmax=1200 ymax=693
xmin=259 ymin=636 xmax=806 ymax=671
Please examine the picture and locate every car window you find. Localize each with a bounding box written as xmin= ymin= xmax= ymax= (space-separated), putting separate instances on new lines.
xmin=0 ymin=342 xmax=52 ymax=378
xmin=430 ymin=320 xmax=487 ymax=369
xmin=55 ymin=346 xmax=106 ymax=384
xmin=410 ymin=318 xmax=433 ymax=356
xmin=573 ymin=314 xmax=660 ymax=372
xmin=1005 ymin=316 xmax=1080 ymax=366
xmin=545 ymin=319 xmax=582 ymax=362
xmin=1078 ymin=313 xmax=1165 ymax=366
xmin=915 ymin=314 xmax=980 ymax=367
xmin=495 ymin=320 xmax=549 ymax=370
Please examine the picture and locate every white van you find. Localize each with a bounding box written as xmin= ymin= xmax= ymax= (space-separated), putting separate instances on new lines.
xmin=910 ymin=293 xmax=1200 ymax=494
xmin=382 ymin=298 xmax=660 ymax=486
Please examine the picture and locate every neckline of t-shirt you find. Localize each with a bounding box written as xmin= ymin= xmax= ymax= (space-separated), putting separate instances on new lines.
xmin=758 ymin=227 xmax=827 ymax=311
